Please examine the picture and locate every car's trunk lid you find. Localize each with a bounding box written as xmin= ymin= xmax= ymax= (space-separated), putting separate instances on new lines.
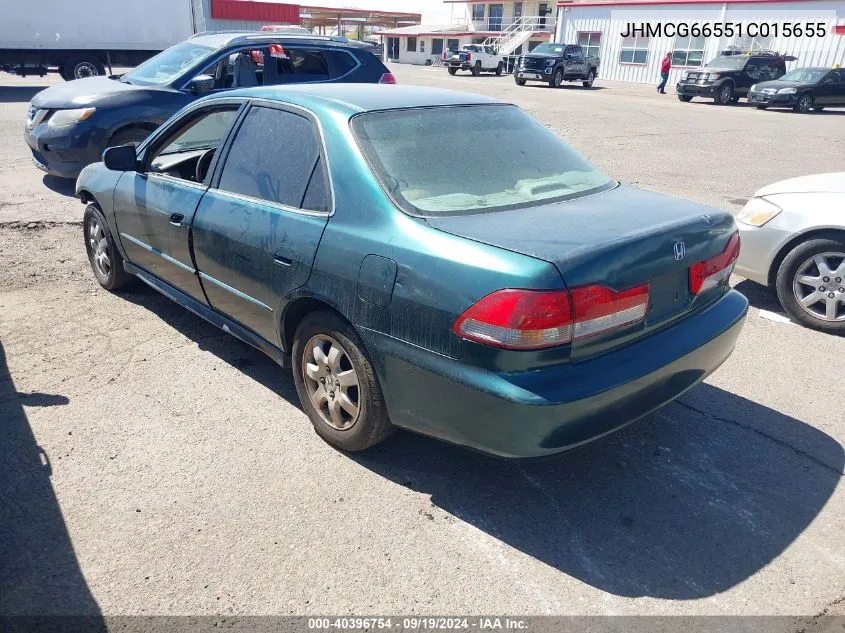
xmin=425 ymin=184 xmax=737 ymax=356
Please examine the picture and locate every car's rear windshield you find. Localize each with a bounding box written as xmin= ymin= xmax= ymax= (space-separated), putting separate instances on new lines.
xmin=351 ymin=105 xmax=614 ymax=216
xmin=705 ymin=56 xmax=748 ymax=69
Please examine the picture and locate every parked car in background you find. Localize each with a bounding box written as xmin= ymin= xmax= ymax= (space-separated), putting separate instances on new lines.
xmin=676 ymin=52 xmax=789 ymax=105
xmin=76 ymin=84 xmax=747 ymax=458
xmin=445 ymin=45 xmax=503 ymax=76
xmin=0 ymin=0 xmax=197 ymax=80
xmin=748 ymin=67 xmax=845 ymax=112
xmin=736 ymin=173 xmax=845 ymax=332
xmin=514 ymin=43 xmax=598 ymax=88
xmin=24 ymin=32 xmax=395 ymax=179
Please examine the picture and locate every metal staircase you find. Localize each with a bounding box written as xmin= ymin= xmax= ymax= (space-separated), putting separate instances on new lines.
xmin=482 ymin=16 xmax=552 ymax=56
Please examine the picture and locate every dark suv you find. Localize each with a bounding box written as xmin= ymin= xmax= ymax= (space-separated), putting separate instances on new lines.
xmin=676 ymin=52 xmax=787 ymax=105
xmin=24 ymin=32 xmax=394 ymax=178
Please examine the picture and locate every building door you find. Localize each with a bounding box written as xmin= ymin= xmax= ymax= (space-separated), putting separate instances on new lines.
xmin=488 ymin=4 xmax=503 ymax=31
xmin=446 ymin=38 xmax=459 ymax=54
xmin=539 ymin=3 xmax=549 ymax=29
xmin=387 ymin=37 xmax=399 ymax=60
xmin=431 ymin=39 xmax=444 ymax=57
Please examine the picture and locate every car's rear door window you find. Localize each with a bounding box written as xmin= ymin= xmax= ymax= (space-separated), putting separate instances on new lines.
xmin=217 ymin=106 xmax=329 ymax=211
xmin=352 ymin=104 xmax=613 ymax=216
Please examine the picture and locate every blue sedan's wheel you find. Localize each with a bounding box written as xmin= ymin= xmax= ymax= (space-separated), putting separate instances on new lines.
xmin=292 ymin=311 xmax=393 ymax=451
xmin=83 ymin=204 xmax=133 ymax=291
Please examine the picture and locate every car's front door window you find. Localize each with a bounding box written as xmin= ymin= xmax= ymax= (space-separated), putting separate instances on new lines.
xmin=148 ymin=108 xmax=239 ymax=183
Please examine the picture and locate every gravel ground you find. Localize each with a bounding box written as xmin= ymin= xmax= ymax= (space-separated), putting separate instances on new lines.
xmin=0 ymin=67 xmax=843 ymax=622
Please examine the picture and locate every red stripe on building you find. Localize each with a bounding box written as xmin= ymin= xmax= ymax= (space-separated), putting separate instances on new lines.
xmin=210 ymin=0 xmax=301 ymax=23
xmin=835 ymin=24 xmax=845 ymax=35
xmin=557 ymin=0 xmax=821 ymax=6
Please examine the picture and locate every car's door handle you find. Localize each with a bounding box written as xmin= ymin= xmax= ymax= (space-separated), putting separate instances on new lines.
xmin=273 ymin=248 xmax=298 ymax=267
xmin=169 ymin=213 xmax=185 ymax=226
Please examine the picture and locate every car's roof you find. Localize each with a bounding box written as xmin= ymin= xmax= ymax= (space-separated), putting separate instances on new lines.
xmin=218 ymin=84 xmax=506 ymax=116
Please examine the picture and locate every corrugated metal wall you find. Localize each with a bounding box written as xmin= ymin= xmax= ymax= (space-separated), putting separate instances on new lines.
xmin=556 ymin=0 xmax=845 ymax=85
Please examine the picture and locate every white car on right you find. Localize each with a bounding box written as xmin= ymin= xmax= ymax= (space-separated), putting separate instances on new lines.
xmin=736 ymin=172 xmax=845 ymax=333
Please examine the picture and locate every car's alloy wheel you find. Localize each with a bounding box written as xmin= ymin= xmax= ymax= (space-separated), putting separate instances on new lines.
xmin=794 ymin=93 xmax=814 ymax=113
xmin=82 ymin=204 xmax=133 ymax=291
xmin=292 ymin=311 xmax=393 ymax=452
xmin=716 ymin=84 xmax=732 ymax=105
xmin=302 ymin=334 xmax=361 ymax=431
xmin=791 ymin=252 xmax=845 ymax=323
xmin=552 ymin=69 xmax=563 ymax=87
xmin=582 ymin=71 xmax=595 ymax=87
xmin=87 ymin=217 xmax=112 ymax=280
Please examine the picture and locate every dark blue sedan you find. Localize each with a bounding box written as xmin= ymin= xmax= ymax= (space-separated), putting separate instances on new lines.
xmin=76 ymin=85 xmax=748 ymax=458
xmin=24 ymin=32 xmax=394 ymax=179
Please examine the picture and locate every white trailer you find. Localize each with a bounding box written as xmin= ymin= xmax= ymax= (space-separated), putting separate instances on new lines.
xmin=0 ymin=0 xmax=201 ymax=80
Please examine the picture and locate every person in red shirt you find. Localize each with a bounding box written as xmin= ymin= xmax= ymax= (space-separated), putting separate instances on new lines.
xmin=658 ymin=52 xmax=672 ymax=94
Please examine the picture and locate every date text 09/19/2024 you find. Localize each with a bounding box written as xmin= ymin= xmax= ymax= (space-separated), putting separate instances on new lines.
xmin=307 ymin=617 xmax=530 ymax=630
xmin=620 ymin=22 xmax=829 ymax=39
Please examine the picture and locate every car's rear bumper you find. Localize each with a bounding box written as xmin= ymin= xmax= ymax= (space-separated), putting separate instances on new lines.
xmin=360 ymin=289 xmax=748 ymax=459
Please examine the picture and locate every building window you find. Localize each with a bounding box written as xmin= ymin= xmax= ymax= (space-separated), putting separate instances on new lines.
xmin=672 ymin=35 xmax=706 ymax=67
xmin=407 ymin=37 xmax=417 ymax=52
xmin=513 ymin=2 xmax=523 ymax=19
xmin=471 ymin=4 xmax=484 ymax=21
xmin=619 ymin=35 xmax=649 ymax=64
xmin=420 ymin=40 xmax=425 ymax=53
xmin=577 ymin=32 xmax=601 ymax=59
xmin=447 ymin=38 xmax=459 ymax=53
xmin=472 ymin=37 xmax=485 ymax=44
xmin=528 ymin=40 xmax=541 ymax=52
xmin=432 ymin=38 xmax=444 ymax=56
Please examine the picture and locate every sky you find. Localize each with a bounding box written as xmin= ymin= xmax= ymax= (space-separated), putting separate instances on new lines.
xmin=306 ymin=0 xmax=463 ymax=24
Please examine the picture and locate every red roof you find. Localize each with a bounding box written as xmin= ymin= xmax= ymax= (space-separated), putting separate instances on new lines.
xmin=211 ymin=0 xmax=301 ymax=23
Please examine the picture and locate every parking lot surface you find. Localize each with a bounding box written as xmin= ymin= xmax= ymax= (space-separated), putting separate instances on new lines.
xmin=1 ymin=67 xmax=843 ymax=621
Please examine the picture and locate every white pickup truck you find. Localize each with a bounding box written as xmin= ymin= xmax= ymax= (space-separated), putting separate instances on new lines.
xmin=445 ymin=44 xmax=503 ymax=77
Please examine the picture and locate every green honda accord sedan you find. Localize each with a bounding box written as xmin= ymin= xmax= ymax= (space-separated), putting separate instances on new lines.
xmin=76 ymin=84 xmax=748 ymax=458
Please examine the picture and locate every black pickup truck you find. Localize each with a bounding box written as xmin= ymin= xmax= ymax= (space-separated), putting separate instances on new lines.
xmin=514 ymin=43 xmax=599 ymax=88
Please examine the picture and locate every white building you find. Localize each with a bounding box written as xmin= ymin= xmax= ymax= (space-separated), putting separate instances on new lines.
xmin=376 ymin=1 xmax=558 ymax=64
xmin=554 ymin=0 xmax=845 ymax=85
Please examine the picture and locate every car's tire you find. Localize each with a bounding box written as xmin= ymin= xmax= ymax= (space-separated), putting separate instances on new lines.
xmin=106 ymin=127 xmax=150 ymax=151
xmin=83 ymin=203 xmax=134 ymax=291
xmin=447 ymin=67 xmax=457 ymax=75
xmin=582 ymin=70 xmax=595 ymax=87
xmin=495 ymin=62 xmax=503 ymax=76
xmin=292 ymin=311 xmax=393 ymax=452
xmin=63 ymin=55 xmax=105 ymax=81
xmin=714 ymin=83 xmax=733 ymax=105
xmin=551 ymin=68 xmax=563 ymax=88
xmin=514 ymin=77 xmax=527 ymax=86
xmin=756 ymin=105 xmax=769 ymax=110
xmin=813 ymin=106 xmax=825 ymax=112
xmin=678 ymin=95 xmax=693 ymax=102
xmin=776 ymin=237 xmax=845 ymax=333
xmin=471 ymin=61 xmax=481 ymax=76
xmin=793 ymin=93 xmax=814 ymax=113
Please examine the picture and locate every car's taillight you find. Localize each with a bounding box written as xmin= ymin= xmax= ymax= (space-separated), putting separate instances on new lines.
xmin=689 ymin=232 xmax=741 ymax=295
xmin=570 ymin=284 xmax=650 ymax=340
xmin=465 ymin=52 xmax=472 ymax=61
xmin=453 ymin=289 xmax=573 ymax=350
xmin=379 ymin=73 xmax=396 ymax=84
xmin=453 ymin=284 xmax=650 ymax=350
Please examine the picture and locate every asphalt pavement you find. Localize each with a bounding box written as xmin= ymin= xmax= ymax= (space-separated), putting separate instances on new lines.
xmin=0 ymin=66 xmax=843 ymax=623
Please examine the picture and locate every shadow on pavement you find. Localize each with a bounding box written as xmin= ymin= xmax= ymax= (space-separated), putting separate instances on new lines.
xmin=0 ymin=341 xmax=102 ymax=617
xmin=733 ymin=279 xmax=784 ymax=313
xmin=42 ymin=175 xmax=77 ymax=198
xmin=0 ymin=85 xmax=44 ymax=104
xmin=115 ymin=282 xmax=843 ymax=601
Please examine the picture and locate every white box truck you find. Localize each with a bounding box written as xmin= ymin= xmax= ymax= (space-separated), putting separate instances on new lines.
xmin=0 ymin=0 xmax=201 ymax=80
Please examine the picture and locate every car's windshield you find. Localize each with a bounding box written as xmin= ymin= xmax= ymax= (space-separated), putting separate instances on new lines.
xmin=122 ymin=41 xmax=217 ymax=86
xmin=780 ymin=68 xmax=828 ymax=82
xmin=352 ymin=105 xmax=615 ymax=216
xmin=705 ymin=56 xmax=748 ymax=70
xmin=531 ymin=44 xmax=565 ymax=55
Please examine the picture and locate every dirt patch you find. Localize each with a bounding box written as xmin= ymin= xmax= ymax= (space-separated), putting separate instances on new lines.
xmin=0 ymin=225 xmax=94 ymax=291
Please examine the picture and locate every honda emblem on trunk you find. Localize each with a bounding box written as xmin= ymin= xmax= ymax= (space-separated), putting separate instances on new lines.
xmin=673 ymin=241 xmax=686 ymax=261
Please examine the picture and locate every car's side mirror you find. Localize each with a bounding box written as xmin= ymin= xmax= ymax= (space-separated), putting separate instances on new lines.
xmin=102 ymin=145 xmax=138 ymax=172
xmin=188 ymin=74 xmax=215 ymax=93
